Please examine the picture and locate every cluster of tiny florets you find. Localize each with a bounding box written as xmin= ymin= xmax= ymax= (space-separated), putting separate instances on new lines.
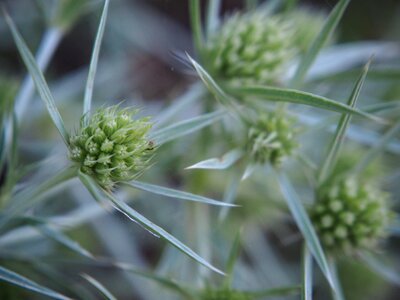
xmin=246 ymin=112 xmax=298 ymax=166
xmin=311 ymin=178 xmax=391 ymax=255
xmin=206 ymin=11 xmax=296 ymax=86
xmin=68 ymin=106 xmax=154 ymax=190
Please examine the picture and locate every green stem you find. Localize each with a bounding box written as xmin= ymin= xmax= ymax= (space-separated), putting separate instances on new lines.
xmin=189 ymin=0 xmax=204 ymax=59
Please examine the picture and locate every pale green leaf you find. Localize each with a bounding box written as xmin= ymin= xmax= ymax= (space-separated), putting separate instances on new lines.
xmin=82 ymin=274 xmax=117 ymax=300
xmin=78 ymin=172 xmax=225 ymax=275
xmin=228 ymin=85 xmax=384 ymax=123
xmin=0 ymin=266 xmax=71 ymax=300
xmin=318 ymin=60 xmax=371 ymax=184
xmin=37 ymin=225 xmax=93 ymax=259
xmin=302 ymin=245 xmax=313 ymax=300
xmin=223 ymin=229 xmax=242 ymax=288
xmin=189 ymin=0 xmax=204 ymax=55
xmin=186 ymin=149 xmax=243 ymax=170
xmin=4 ymin=11 xmax=69 ymax=145
xmin=361 ymin=252 xmax=400 ymax=286
xmin=82 ymin=0 xmax=109 ymax=125
xmin=275 ymin=171 xmax=335 ymax=291
xmin=125 ymin=180 xmax=237 ymax=207
xmin=290 ymin=0 xmax=350 ymax=87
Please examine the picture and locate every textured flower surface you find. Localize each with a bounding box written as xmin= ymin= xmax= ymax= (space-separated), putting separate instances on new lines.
xmin=69 ymin=106 xmax=154 ymax=190
xmin=311 ymin=178 xmax=391 ymax=255
xmin=205 ymin=11 xmax=296 ymax=86
xmin=246 ymin=112 xmax=298 ymax=166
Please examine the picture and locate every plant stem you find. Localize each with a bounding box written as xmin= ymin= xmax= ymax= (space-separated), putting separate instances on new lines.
xmin=15 ymin=27 xmax=64 ymax=124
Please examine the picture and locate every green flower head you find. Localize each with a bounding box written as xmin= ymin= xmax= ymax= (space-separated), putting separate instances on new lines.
xmin=246 ymin=111 xmax=298 ymax=166
xmin=205 ymin=10 xmax=296 ymax=86
xmin=69 ymin=105 xmax=154 ymax=190
xmin=311 ymin=178 xmax=391 ymax=255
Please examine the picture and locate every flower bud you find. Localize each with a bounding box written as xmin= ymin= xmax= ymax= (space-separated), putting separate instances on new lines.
xmin=69 ymin=106 xmax=154 ymax=190
xmin=311 ymin=178 xmax=391 ymax=255
xmin=206 ymin=11 xmax=296 ymax=86
xmin=245 ymin=112 xmax=298 ymax=166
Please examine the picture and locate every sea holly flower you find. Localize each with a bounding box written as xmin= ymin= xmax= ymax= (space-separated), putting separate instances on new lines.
xmin=205 ymin=11 xmax=296 ymax=86
xmin=69 ymin=105 xmax=154 ymax=190
xmin=245 ymin=111 xmax=298 ymax=166
xmin=311 ymin=177 xmax=391 ymax=255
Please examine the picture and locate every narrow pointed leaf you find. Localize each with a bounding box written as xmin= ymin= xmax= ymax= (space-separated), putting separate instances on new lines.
xmin=83 ymin=0 xmax=109 ymax=125
xmin=329 ymin=259 xmax=345 ymax=300
xmin=78 ymin=172 xmax=224 ymax=275
xmin=361 ymin=252 xmax=400 ymax=286
xmin=4 ymin=11 xmax=69 ymax=145
xmin=223 ymin=229 xmax=242 ymax=288
xmin=229 ymin=85 xmax=384 ymax=123
xmin=149 ymin=110 xmax=225 ymax=145
xmin=37 ymin=225 xmax=93 ymax=259
xmin=290 ymin=0 xmax=350 ymax=87
xmin=187 ymin=54 xmax=245 ymax=118
xmin=245 ymin=285 xmax=301 ymax=298
xmin=302 ymin=245 xmax=313 ymax=300
xmin=275 ymin=171 xmax=335 ymax=291
xmin=0 ymin=266 xmax=71 ymax=300
xmin=318 ymin=60 xmax=371 ymax=184
xmin=186 ymin=149 xmax=243 ymax=170
xmin=125 ymin=180 xmax=236 ymax=207
xmin=242 ymin=163 xmax=257 ymax=181
xmin=82 ymin=274 xmax=117 ymax=300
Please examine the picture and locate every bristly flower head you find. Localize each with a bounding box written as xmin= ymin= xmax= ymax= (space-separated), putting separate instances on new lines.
xmin=205 ymin=10 xmax=296 ymax=87
xmin=311 ymin=178 xmax=391 ymax=255
xmin=69 ymin=105 xmax=154 ymax=190
xmin=245 ymin=111 xmax=298 ymax=166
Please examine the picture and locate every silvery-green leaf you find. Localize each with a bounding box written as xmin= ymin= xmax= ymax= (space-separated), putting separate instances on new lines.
xmin=186 ymin=149 xmax=243 ymax=170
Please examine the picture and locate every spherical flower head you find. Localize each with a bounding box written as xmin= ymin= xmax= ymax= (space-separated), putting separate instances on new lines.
xmin=200 ymin=289 xmax=252 ymax=300
xmin=311 ymin=178 xmax=392 ymax=256
xmin=205 ymin=11 xmax=296 ymax=86
xmin=69 ymin=106 xmax=154 ymax=190
xmin=246 ymin=112 xmax=298 ymax=166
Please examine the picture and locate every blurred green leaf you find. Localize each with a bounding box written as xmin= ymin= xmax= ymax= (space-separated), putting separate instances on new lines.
xmin=54 ymin=0 xmax=91 ymax=31
xmin=125 ymin=180 xmax=237 ymax=207
xmin=302 ymin=245 xmax=313 ymax=300
xmin=78 ymin=172 xmax=225 ymax=275
xmin=0 ymin=266 xmax=71 ymax=300
xmin=318 ymin=60 xmax=371 ymax=184
xmin=275 ymin=171 xmax=336 ymax=292
xmin=0 ymin=167 xmax=77 ymax=230
xmin=223 ymin=229 xmax=242 ymax=288
xmin=82 ymin=274 xmax=117 ymax=300
xmin=361 ymin=252 xmax=400 ymax=286
xmin=206 ymin=0 xmax=221 ymax=37
xmin=149 ymin=110 xmax=226 ymax=145
xmin=4 ymin=11 xmax=69 ymax=146
xmin=290 ymin=0 xmax=350 ymax=87
xmin=329 ymin=259 xmax=345 ymax=300
xmin=189 ymin=0 xmax=204 ymax=55
xmin=83 ymin=0 xmax=109 ymax=125
xmin=37 ymin=225 xmax=93 ymax=259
